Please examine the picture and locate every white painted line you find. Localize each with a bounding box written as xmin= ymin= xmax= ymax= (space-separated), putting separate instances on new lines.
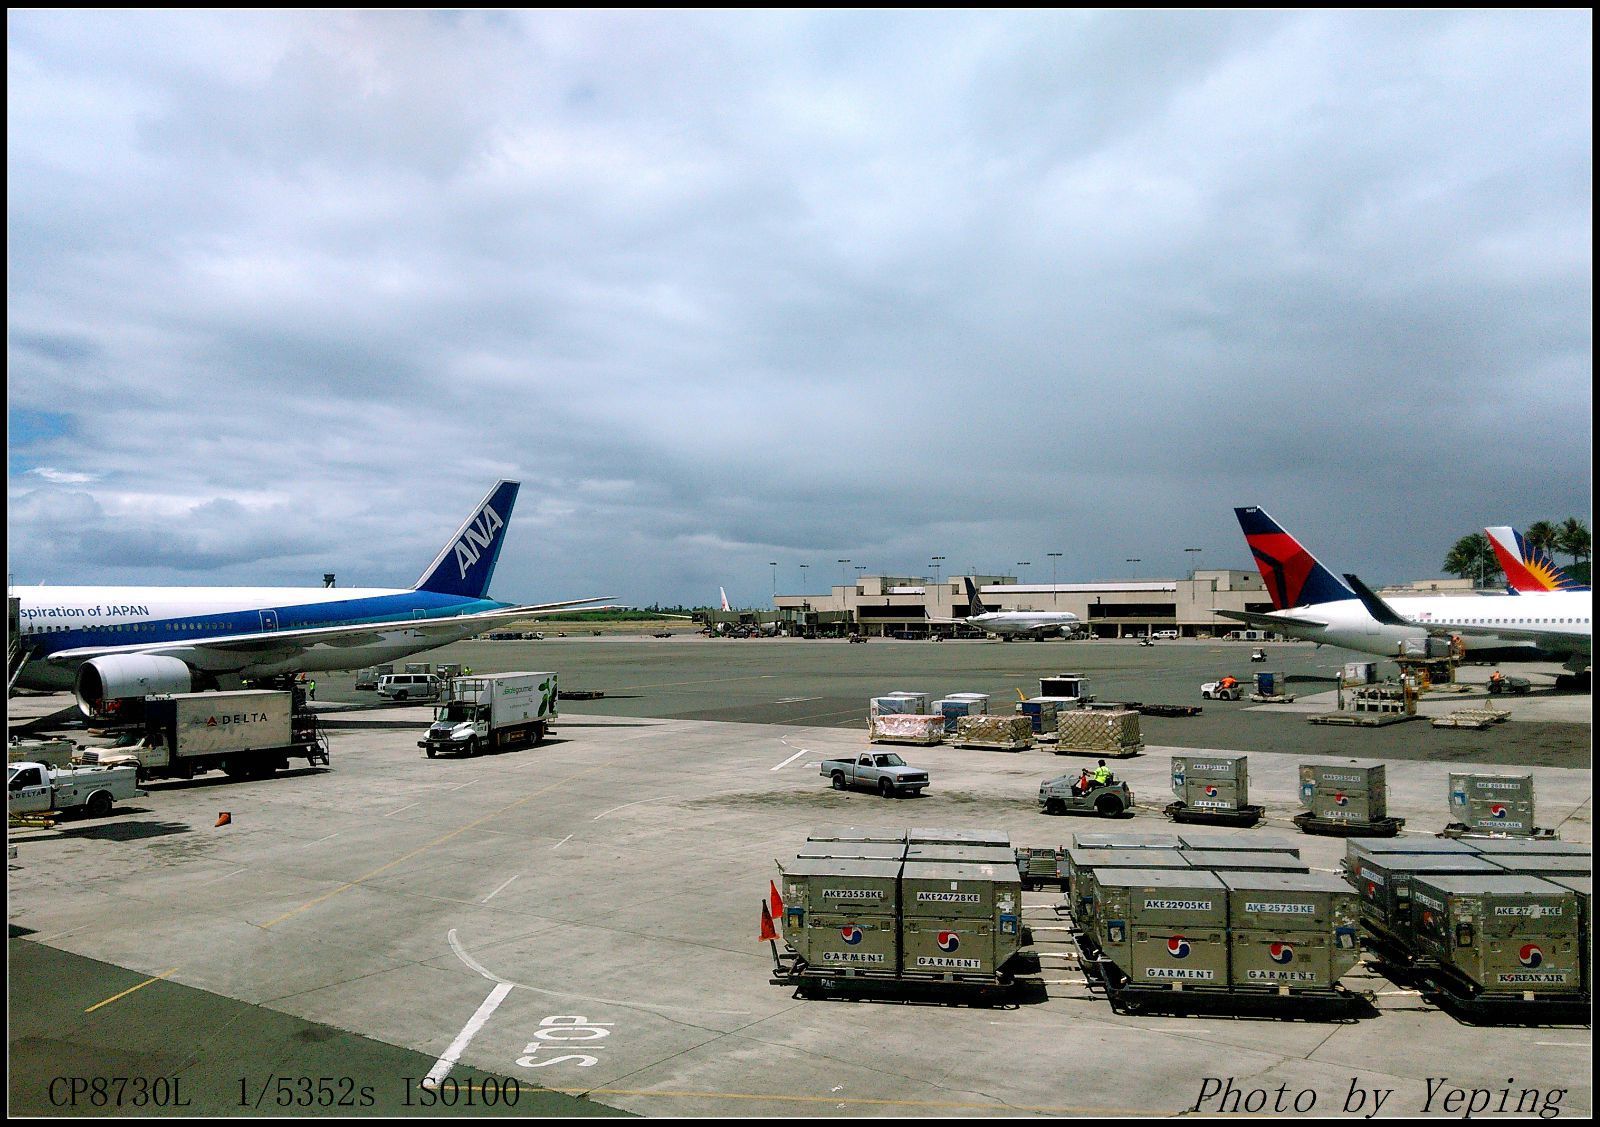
xmin=1534 ymin=1042 xmax=1589 ymax=1048
xmin=424 ymin=981 xmax=514 ymax=1088
xmin=385 ymin=802 xmax=420 ymax=817
xmin=191 ymin=867 xmax=248 ymax=887
xmin=450 ymin=780 xmax=477 ymax=791
xmin=482 ymin=874 xmax=519 ymax=903
xmin=593 ymin=798 xmax=657 ymax=820
xmin=772 ymin=746 xmax=812 ymax=772
xmin=775 ymin=696 xmax=821 ymax=704
xmin=552 ymin=834 xmax=573 ymax=850
xmin=299 ymin=832 xmax=340 ymax=849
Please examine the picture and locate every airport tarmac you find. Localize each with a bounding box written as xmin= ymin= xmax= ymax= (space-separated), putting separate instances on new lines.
xmin=8 ymin=638 xmax=1592 ymax=1118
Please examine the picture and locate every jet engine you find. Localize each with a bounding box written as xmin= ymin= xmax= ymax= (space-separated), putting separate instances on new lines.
xmin=75 ymin=654 xmax=193 ymax=717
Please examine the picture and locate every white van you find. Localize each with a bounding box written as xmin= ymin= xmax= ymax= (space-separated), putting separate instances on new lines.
xmin=378 ymin=673 xmax=445 ymax=702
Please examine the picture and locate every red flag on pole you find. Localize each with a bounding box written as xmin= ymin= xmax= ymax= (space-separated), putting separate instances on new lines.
xmin=759 ymin=900 xmax=779 ymax=943
xmin=215 ymin=812 xmax=232 ymax=827
xmin=769 ymin=880 xmax=784 ymax=921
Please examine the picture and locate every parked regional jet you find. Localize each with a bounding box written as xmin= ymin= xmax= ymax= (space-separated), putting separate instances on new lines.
xmin=932 ymin=578 xmax=1081 ymax=639
xmin=1221 ymin=507 xmax=1589 ymax=668
xmin=9 ymin=480 xmax=612 ymax=714
xmin=1485 ymin=526 xmax=1589 ymax=593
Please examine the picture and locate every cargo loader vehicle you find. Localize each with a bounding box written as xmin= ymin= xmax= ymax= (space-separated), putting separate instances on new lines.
xmin=820 ymin=752 xmax=930 ymax=797
xmin=420 ymin=672 xmax=557 ymax=758
xmin=9 ymin=760 xmax=145 ymax=820
xmin=78 ymin=690 xmax=328 ymax=782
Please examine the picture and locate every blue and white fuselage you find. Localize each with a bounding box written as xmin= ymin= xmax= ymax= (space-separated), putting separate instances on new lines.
xmin=9 ymin=480 xmax=612 ymax=712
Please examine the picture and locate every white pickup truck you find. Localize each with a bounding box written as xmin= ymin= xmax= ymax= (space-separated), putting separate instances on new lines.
xmin=819 ymin=752 xmax=930 ymax=798
xmin=8 ymin=761 xmax=145 ymax=819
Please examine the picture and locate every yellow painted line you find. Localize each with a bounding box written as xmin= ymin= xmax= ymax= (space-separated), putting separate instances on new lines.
xmin=259 ymin=765 xmax=606 ymax=930
xmin=84 ymin=967 xmax=179 ymax=1013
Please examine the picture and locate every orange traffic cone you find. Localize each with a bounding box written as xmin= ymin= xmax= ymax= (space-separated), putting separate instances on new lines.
xmin=769 ymin=880 xmax=785 ymax=922
xmin=759 ymin=900 xmax=779 ymax=943
xmin=215 ymin=812 xmax=232 ymax=827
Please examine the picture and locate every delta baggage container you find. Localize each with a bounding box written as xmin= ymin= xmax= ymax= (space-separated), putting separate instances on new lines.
xmin=797 ymin=841 xmax=907 ymax=863
xmin=903 ymin=843 xmax=1019 ymax=868
xmin=1410 ymin=875 xmax=1582 ymax=994
xmin=1018 ymin=698 xmax=1061 ymax=735
xmin=781 ymin=858 xmax=901 ymax=924
xmin=1482 ymin=855 xmax=1591 ymax=879
xmin=1221 ymin=872 xmax=1359 ymax=932
xmin=1299 ymin=761 xmax=1388 ymax=823
xmin=1346 ymin=852 xmax=1500 ymax=941
xmin=1056 ymin=709 xmax=1142 ymax=756
xmin=953 ymin=715 xmax=1034 ymax=750
xmin=1229 ymin=929 xmax=1360 ymax=989
xmin=909 ymin=827 xmax=1011 ymax=847
xmin=1448 ymin=773 xmax=1536 ymax=835
xmin=1180 ymin=850 xmax=1309 ymax=875
xmin=1039 ymin=674 xmax=1088 ymax=700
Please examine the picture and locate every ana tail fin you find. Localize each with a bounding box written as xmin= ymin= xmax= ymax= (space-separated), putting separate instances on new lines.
xmin=413 ymin=481 xmax=520 ymax=599
xmin=1233 ymin=507 xmax=1356 ymax=609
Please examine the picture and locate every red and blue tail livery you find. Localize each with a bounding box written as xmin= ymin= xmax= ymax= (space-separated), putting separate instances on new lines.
xmin=1233 ymin=507 xmax=1356 ymax=609
xmin=1485 ymin=527 xmax=1588 ymax=593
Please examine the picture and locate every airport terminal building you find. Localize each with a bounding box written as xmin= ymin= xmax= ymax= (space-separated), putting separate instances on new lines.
xmin=748 ymin=569 xmax=1277 ymax=639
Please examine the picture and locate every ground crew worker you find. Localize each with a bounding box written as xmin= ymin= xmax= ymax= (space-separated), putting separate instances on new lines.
xmin=1092 ymin=760 xmax=1112 ymax=786
xmin=1488 ymin=670 xmax=1503 ymax=692
xmin=307 ymin=679 xmax=316 ymax=701
xmin=1219 ymin=674 xmax=1238 ymax=690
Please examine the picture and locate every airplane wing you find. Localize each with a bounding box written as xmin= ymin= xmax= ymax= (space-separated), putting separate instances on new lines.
xmin=44 ymin=598 xmax=616 ymax=671
xmin=1214 ymin=608 xmax=1330 ymax=630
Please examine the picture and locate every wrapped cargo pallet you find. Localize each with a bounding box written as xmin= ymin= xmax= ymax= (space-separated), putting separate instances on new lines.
xmin=867 ymin=713 xmax=945 ymax=746
xmin=953 ymin=715 xmax=1034 ymax=751
xmin=1055 ymin=709 xmax=1143 ymax=757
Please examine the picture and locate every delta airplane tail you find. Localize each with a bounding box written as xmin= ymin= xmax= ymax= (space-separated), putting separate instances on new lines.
xmin=413 ymin=480 xmax=520 ymax=599
xmin=1233 ymin=507 xmax=1357 ymax=610
xmin=1485 ymin=527 xmax=1588 ymax=593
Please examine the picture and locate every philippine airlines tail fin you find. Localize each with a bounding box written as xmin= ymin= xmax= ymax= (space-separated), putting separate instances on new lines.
xmin=720 ymin=587 xmax=732 ymax=611
xmin=1233 ymin=507 xmax=1356 ymax=609
xmin=1485 ymin=527 xmax=1588 ymax=593
xmin=964 ymin=576 xmax=990 ymax=615
xmin=414 ymin=480 xmax=520 ymax=599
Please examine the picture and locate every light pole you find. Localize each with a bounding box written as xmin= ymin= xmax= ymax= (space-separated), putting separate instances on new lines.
xmin=799 ymin=563 xmax=809 ymax=591
xmin=931 ymin=556 xmax=944 ymax=586
xmin=838 ymin=559 xmax=851 ymax=590
xmin=1047 ymin=552 xmax=1062 ymax=606
xmin=1184 ymin=547 xmax=1202 ymax=577
xmin=769 ymin=561 xmax=778 ymax=599
xmin=1125 ymin=558 xmax=1141 ymax=578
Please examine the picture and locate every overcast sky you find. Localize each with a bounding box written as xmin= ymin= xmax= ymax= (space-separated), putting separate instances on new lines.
xmin=8 ymin=10 xmax=1592 ymax=608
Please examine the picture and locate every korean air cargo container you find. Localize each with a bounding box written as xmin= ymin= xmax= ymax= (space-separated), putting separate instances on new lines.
xmin=1447 ymin=773 xmax=1539 ymax=836
xmin=1346 ymin=852 xmax=1501 ymax=949
xmin=1299 ymin=761 xmax=1388 ymax=823
xmin=1410 ymin=875 xmax=1583 ymax=995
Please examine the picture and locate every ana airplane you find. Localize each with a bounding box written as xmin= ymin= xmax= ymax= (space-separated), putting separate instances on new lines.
xmin=1221 ymin=507 xmax=1590 ymax=668
xmin=1485 ymin=526 xmax=1589 ymax=593
xmin=933 ymin=577 xmax=1082 ymax=640
xmin=10 ymin=480 xmax=613 ymax=714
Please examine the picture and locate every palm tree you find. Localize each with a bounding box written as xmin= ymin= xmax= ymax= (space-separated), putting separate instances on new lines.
xmin=1556 ymin=517 xmax=1591 ymax=568
xmin=1443 ymin=533 xmax=1502 ymax=588
xmin=1524 ymin=520 xmax=1560 ymax=555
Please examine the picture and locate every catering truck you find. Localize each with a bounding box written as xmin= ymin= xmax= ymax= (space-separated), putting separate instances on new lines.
xmin=9 ymin=761 xmax=145 ymax=819
xmin=79 ymin=690 xmax=328 ymax=781
xmin=420 ymin=672 xmax=558 ymax=758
